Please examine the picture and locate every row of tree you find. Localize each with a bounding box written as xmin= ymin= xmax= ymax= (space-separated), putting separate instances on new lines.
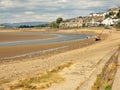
xmin=18 ymin=25 xmax=34 ymax=28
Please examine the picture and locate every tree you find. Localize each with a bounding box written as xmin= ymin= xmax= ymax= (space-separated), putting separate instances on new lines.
xmin=117 ymin=20 xmax=120 ymax=27
xmin=49 ymin=17 xmax=63 ymax=28
xmin=105 ymin=14 xmax=110 ymax=18
xmin=105 ymin=11 xmax=115 ymax=19
xmin=109 ymin=11 xmax=115 ymax=16
xmin=49 ymin=22 xmax=59 ymax=28
xmin=117 ymin=10 xmax=120 ymax=18
xmin=35 ymin=24 xmax=48 ymax=28
xmin=56 ymin=17 xmax=63 ymax=24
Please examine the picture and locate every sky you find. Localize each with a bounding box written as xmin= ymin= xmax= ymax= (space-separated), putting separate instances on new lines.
xmin=0 ymin=0 xmax=120 ymax=23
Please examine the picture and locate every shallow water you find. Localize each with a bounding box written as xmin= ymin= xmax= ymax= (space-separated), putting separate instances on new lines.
xmin=0 ymin=32 xmax=94 ymax=46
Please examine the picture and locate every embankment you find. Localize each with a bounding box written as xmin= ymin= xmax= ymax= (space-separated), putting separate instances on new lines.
xmin=78 ymin=47 xmax=119 ymax=90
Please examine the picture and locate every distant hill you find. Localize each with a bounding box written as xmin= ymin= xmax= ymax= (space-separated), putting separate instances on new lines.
xmin=2 ymin=22 xmax=48 ymax=27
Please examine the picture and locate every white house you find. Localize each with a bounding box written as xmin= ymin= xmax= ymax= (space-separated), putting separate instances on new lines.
xmin=101 ymin=18 xmax=114 ymax=25
xmin=113 ymin=18 xmax=120 ymax=25
xmin=89 ymin=12 xmax=105 ymax=17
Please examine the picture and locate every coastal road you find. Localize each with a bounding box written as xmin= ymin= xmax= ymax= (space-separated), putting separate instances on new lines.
xmin=0 ymin=32 xmax=93 ymax=59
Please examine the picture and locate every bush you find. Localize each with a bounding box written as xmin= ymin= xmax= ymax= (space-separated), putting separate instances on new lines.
xmin=117 ymin=20 xmax=120 ymax=27
xmin=49 ymin=22 xmax=59 ymax=28
xmin=117 ymin=10 xmax=120 ymax=18
xmin=105 ymin=85 xmax=111 ymax=90
xmin=105 ymin=14 xmax=110 ymax=18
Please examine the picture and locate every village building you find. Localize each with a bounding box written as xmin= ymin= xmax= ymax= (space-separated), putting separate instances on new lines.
xmin=89 ymin=12 xmax=105 ymax=17
xmin=59 ymin=17 xmax=83 ymax=28
xmin=59 ymin=15 xmax=104 ymax=28
xmin=108 ymin=8 xmax=119 ymax=14
xmin=113 ymin=18 xmax=120 ymax=25
xmin=101 ymin=18 xmax=114 ymax=25
xmin=59 ymin=7 xmax=119 ymax=28
xmin=103 ymin=7 xmax=120 ymax=25
xmin=83 ymin=16 xmax=104 ymax=26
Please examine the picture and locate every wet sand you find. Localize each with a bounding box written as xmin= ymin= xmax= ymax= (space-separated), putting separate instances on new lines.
xmin=0 ymin=32 xmax=54 ymax=42
xmin=0 ymin=37 xmax=95 ymax=62
xmin=0 ymin=31 xmax=95 ymax=60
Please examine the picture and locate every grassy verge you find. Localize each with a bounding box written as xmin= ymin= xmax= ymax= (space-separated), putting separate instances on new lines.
xmin=91 ymin=52 xmax=118 ymax=90
xmin=10 ymin=62 xmax=72 ymax=90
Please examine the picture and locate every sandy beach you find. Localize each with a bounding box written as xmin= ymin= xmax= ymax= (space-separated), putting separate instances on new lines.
xmin=0 ymin=27 xmax=120 ymax=89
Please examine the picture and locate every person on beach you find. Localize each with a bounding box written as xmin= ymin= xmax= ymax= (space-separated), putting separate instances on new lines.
xmin=86 ymin=36 xmax=90 ymax=39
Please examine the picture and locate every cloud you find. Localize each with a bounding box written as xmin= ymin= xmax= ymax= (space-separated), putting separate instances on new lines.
xmin=24 ymin=11 xmax=34 ymax=15
xmin=0 ymin=0 xmax=119 ymax=23
xmin=58 ymin=0 xmax=68 ymax=3
xmin=0 ymin=0 xmax=25 ymax=8
xmin=0 ymin=0 xmax=13 ymax=8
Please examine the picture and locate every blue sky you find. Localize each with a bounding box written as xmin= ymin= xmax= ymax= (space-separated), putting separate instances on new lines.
xmin=0 ymin=0 xmax=120 ymax=23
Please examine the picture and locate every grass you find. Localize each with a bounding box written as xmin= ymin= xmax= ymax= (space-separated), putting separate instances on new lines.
xmin=10 ymin=62 xmax=73 ymax=90
xmin=91 ymin=54 xmax=117 ymax=90
xmin=91 ymin=74 xmax=101 ymax=90
xmin=50 ymin=62 xmax=73 ymax=72
xmin=10 ymin=72 xmax=64 ymax=90
xmin=105 ymin=85 xmax=111 ymax=90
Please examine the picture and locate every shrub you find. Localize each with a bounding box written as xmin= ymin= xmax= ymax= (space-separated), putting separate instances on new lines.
xmin=105 ymin=85 xmax=111 ymax=90
xmin=117 ymin=20 xmax=120 ymax=27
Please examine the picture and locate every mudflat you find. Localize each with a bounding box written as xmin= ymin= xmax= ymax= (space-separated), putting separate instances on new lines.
xmin=0 ymin=37 xmax=95 ymax=60
xmin=0 ymin=31 xmax=95 ymax=59
xmin=0 ymin=32 xmax=54 ymax=41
